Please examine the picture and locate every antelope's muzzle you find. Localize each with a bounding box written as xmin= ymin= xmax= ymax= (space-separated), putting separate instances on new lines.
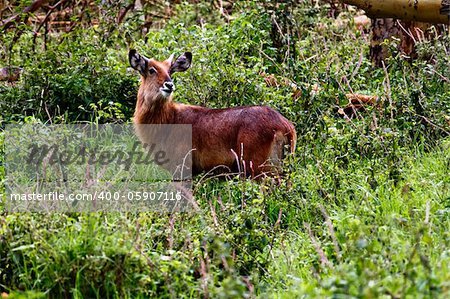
xmin=160 ymin=81 xmax=174 ymax=98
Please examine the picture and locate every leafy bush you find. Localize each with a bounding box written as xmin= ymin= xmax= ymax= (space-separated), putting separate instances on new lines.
xmin=1 ymin=29 xmax=137 ymax=123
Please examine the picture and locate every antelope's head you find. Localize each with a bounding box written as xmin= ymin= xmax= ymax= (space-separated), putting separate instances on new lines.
xmin=129 ymin=49 xmax=192 ymax=101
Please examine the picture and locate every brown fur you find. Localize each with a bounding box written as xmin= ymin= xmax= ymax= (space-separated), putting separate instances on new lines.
xmin=131 ymin=50 xmax=297 ymax=177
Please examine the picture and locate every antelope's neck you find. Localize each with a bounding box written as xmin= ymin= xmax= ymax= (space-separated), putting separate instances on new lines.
xmin=133 ymin=94 xmax=176 ymax=125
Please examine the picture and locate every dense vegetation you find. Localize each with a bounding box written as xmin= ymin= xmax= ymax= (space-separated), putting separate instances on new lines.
xmin=1 ymin=1 xmax=449 ymax=298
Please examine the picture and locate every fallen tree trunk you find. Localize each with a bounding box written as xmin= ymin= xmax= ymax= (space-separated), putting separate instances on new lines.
xmin=342 ymin=0 xmax=449 ymax=24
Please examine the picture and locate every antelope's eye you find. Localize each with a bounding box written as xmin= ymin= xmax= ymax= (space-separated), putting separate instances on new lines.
xmin=149 ymin=67 xmax=157 ymax=75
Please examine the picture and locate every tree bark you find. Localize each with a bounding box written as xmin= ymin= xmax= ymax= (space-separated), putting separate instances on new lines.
xmin=342 ymin=0 xmax=449 ymax=24
xmin=370 ymin=18 xmax=400 ymax=67
xmin=369 ymin=17 xmax=445 ymax=66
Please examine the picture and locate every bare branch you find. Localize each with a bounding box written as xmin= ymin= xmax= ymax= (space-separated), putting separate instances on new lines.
xmin=1 ymin=0 xmax=49 ymax=30
xmin=117 ymin=2 xmax=135 ymax=24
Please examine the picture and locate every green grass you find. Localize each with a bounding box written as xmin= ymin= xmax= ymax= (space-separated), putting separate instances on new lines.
xmin=1 ymin=1 xmax=449 ymax=298
xmin=1 ymin=139 xmax=449 ymax=298
xmin=263 ymin=141 xmax=450 ymax=298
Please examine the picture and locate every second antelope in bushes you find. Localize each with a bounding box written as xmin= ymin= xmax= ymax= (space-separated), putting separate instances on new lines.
xmin=129 ymin=49 xmax=296 ymax=177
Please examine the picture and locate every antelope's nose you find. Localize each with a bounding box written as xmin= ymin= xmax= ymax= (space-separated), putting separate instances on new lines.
xmin=163 ymin=81 xmax=174 ymax=92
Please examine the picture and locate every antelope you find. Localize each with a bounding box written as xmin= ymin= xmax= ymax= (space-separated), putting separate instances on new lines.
xmin=129 ymin=49 xmax=296 ymax=178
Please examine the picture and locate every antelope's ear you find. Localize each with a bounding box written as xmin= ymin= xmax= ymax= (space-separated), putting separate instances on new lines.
xmin=129 ymin=49 xmax=148 ymax=75
xmin=170 ymin=52 xmax=192 ymax=74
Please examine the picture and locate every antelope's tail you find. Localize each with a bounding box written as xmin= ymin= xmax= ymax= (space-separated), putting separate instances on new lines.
xmin=280 ymin=120 xmax=297 ymax=161
xmin=288 ymin=124 xmax=297 ymax=154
